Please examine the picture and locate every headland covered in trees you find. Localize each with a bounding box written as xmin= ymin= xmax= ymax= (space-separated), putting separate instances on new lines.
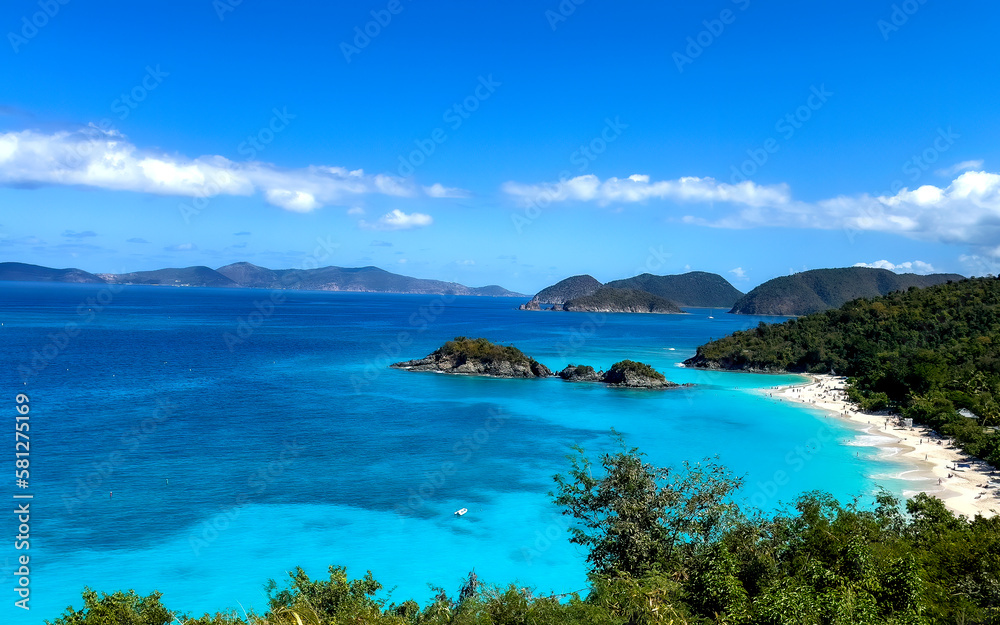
xmin=686 ymin=276 xmax=1000 ymax=517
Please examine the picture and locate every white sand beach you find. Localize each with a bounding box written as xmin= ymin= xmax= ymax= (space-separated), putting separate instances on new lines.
xmin=768 ymin=374 xmax=999 ymax=519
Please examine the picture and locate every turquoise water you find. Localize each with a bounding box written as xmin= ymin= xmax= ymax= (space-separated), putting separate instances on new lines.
xmin=0 ymin=283 xmax=906 ymax=622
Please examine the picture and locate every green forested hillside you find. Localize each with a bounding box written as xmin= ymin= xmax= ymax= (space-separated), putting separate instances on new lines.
xmin=104 ymin=266 xmax=240 ymax=287
xmin=0 ymin=261 xmax=106 ymax=283
xmin=215 ymin=263 xmax=526 ymax=296
xmin=528 ymin=274 xmax=603 ymax=304
xmin=687 ymin=276 xmax=1000 ymax=463
xmin=729 ymin=267 xmax=964 ymax=316
xmin=604 ymin=271 xmax=743 ymax=307
xmin=562 ymin=287 xmax=683 ymax=313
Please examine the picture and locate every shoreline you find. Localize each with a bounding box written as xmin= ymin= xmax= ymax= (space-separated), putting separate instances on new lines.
xmin=769 ymin=373 xmax=999 ymax=518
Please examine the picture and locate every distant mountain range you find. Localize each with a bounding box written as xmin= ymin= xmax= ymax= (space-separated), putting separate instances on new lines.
xmin=522 ymin=271 xmax=743 ymax=312
xmin=0 ymin=262 xmax=106 ymax=284
xmin=605 ymin=272 xmax=745 ymax=308
xmin=3 ymin=262 xmax=968 ymax=314
xmin=522 ymin=267 xmax=967 ymax=316
xmin=0 ymin=261 xmax=526 ymax=297
xmin=729 ymin=267 xmax=965 ymax=316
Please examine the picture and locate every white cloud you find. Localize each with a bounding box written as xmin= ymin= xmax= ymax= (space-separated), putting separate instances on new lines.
xmin=682 ymin=171 xmax=1000 ymax=249
xmin=0 ymin=127 xmax=451 ymax=212
xmin=62 ymin=230 xmax=97 ymax=238
xmin=729 ymin=267 xmax=747 ymax=279
xmin=164 ymin=243 xmax=196 ymax=251
xmin=852 ymin=260 xmax=936 ymax=274
xmin=359 ymin=209 xmax=433 ymax=231
xmin=457 ymin=259 xmax=475 ymax=265
xmin=936 ymin=159 xmax=984 ymax=177
xmin=502 ymin=174 xmax=791 ymax=208
xmin=504 ymin=170 xmax=1000 ymax=253
xmin=960 ymin=254 xmax=1000 ymax=276
xmin=423 ymin=183 xmax=470 ymax=198
xmin=347 ymin=207 xmax=365 ymax=216
xmin=265 ymin=189 xmax=318 ymax=212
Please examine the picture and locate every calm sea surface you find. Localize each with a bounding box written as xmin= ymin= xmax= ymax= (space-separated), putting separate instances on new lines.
xmin=0 ymin=283 xmax=908 ymax=622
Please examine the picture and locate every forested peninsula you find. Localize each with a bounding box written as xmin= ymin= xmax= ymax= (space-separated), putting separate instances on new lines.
xmin=686 ymin=276 xmax=1000 ymax=466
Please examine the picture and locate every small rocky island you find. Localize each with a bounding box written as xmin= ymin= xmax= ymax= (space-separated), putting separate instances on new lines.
xmin=601 ymin=360 xmax=678 ymax=388
xmin=521 ymin=287 xmax=684 ymax=314
xmin=558 ymin=364 xmax=603 ymax=382
xmin=393 ymin=338 xmax=683 ymax=389
xmin=391 ymin=337 xmax=553 ymax=378
xmin=562 ymin=288 xmax=683 ymax=314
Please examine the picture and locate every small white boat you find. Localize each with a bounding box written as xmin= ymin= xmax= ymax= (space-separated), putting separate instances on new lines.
xmin=708 ymin=316 xmax=714 ymax=319
xmin=454 ymin=508 xmax=468 ymax=516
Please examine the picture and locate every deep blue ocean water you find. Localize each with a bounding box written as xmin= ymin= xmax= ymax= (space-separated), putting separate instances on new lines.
xmin=0 ymin=283 xmax=911 ymax=623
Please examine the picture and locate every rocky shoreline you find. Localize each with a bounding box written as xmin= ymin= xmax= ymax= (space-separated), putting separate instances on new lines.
xmin=680 ymin=355 xmax=786 ymax=373
xmin=520 ymin=287 xmax=683 ymax=314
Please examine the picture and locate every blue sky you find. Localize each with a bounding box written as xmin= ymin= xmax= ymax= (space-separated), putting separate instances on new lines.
xmin=1 ymin=0 xmax=998 ymax=293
